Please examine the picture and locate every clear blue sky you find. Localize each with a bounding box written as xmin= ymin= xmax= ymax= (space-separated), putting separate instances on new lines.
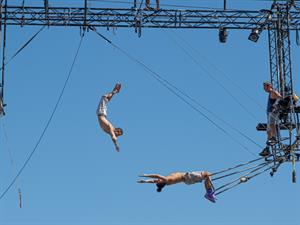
xmin=1 ymin=1 xmax=299 ymax=225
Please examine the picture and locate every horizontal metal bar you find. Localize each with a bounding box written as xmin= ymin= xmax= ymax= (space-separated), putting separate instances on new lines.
xmin=3 ymin=6 xmax=300 ymax=30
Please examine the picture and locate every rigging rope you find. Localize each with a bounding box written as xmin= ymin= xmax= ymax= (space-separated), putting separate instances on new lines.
xmin=160 ymin=30 xmax=264 ymax=149
xmin=215 ymin=162 xmax=269 ymax=192
xmin=164 ymin=29 xmax=261 ymax=122
xmin=0 ymin=119 xmax=22 ymax=207
xmin=215 ymin=160 xmax=274 ymax=195
xmin=173 ymin=85 xmax=264 ymax=150
xmin=209 ymin=148 xmax=291 ymax=196
xmin=210 ymin=156 xmax=263 ymax=176
xmin=162 ymin=29 xmax=300 ymax=149
xmin=168 ymin=30 xmax=266 ymax=112
xmin=130 ymin=7 xmax=298 ymax=150
xmin=133 ymin=17 xmax=264 ymax=150
xmin=212 ymin=147 xmax=294 ymax=196
xmin=212 ymin=160 xmax=269 ymax=181
xmin=156 ymin=26 xmax=267 ymax=150
xmin=0 ymin=32 xmax=85 ymax=201
xmin=0 ymin=26 xmax=46 ymax=71
xmin=90 ymin=26 xmax=257 ymax=156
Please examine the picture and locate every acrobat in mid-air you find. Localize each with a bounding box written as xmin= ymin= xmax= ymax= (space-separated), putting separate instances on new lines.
xmin=137 ymin=171 xmax=217 ymax=203
xmin=96 ymin=83 xmax=123 ymax=152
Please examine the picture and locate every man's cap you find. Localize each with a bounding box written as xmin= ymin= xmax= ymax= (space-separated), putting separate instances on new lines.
xmin=263 ymin=81 xmax=272 ymax=86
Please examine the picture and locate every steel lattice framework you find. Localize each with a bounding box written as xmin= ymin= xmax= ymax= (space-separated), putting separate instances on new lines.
xmin=2 ymin=5 xmax=300 ymax=29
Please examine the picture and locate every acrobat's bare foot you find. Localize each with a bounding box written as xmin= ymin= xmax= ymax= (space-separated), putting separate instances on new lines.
xmin=112 ymin=83 xmax=121 ymax=94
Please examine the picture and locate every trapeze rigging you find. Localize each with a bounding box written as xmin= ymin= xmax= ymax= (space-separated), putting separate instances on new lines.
xmin=0 ymin=0 xmax=300 ymax=204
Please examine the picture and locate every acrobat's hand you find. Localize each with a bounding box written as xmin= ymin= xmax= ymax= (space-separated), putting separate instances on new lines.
xmin=0 ymin=101 xmax=5 ymax=117
xmin=112 ymin=83 xmax=121 ymax=94
xmin=115 ymin=143 xmax=120 ymax=152
xmin=137 ymin=179 xmax=146 ymax=183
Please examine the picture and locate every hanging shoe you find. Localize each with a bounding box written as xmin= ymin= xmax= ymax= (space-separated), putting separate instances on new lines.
xmin=204 ymin=189 xmax=217 ymax=203
xmin=204 ymin=192 xmax=217 ymax=203
xmin=259 ymin=147 xmax=271 ymax=157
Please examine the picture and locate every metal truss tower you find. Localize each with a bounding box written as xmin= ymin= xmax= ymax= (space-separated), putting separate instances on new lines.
xmin=265 ymin=1 xmax=300 ymax=182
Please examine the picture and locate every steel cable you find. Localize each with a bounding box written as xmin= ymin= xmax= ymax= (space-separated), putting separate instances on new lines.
xmin=0 ymin=32 xmax=85 ymax=201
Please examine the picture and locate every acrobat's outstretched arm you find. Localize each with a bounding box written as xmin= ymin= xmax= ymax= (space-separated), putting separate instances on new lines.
xmin=139 ymin=174 xmax=167 ymax=181
xmin=137 ymin=179 xmax=157 ymax=184
xmin=112 ymin=136 xmax=120 ymax=152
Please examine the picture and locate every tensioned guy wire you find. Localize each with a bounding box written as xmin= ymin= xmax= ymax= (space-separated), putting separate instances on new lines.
xmin=0 ymin=32 xmax=85 ymax=201
xmin=90 ymin=26 xmax=257 ymax=156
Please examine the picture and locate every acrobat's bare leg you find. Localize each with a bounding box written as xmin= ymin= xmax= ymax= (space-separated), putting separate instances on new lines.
xmin=155 ymin=0 xmax=159 ymax=10
xmin=203 ymin=171 xmax=217 ymax=203
xmin=145 ymin=0 xmax=151 ymax=9
xmin=203 ymin=172 xmax=214 ymax=192
xmin=104 ymin=83 xmax=121 ymax=101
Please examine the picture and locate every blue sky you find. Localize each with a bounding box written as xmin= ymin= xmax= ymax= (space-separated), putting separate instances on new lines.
xmin=0 ymin=1 xmax=300 ymax=225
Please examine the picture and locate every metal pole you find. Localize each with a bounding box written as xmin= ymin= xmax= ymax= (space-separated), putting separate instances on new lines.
xmin=84 ymin=0 xmax=88 ymax=30
xmin=1 ymin=0 xmax=7 ymax=101
xmin=44 ymin=0 xmax=49 ymax=24
xmin=276 ymin=5 xmax=285 ymax=96
xmin=0 ymin=0 xmax=2 ymax=54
